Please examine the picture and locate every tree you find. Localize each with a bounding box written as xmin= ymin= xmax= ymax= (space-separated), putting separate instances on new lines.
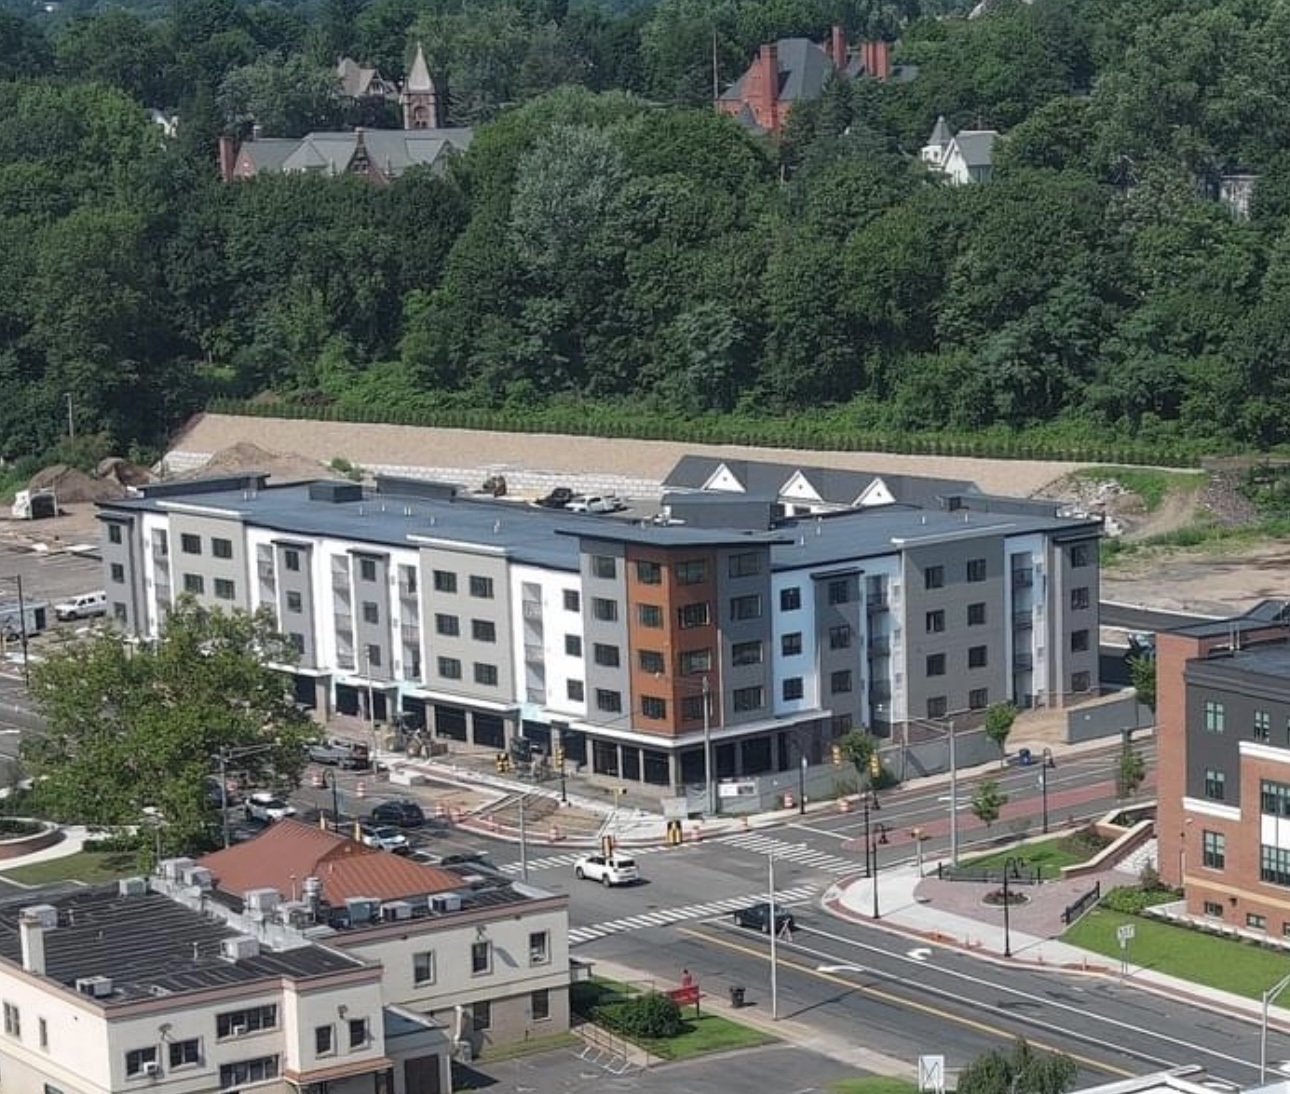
xmin=1127 ymin=653 xmax=1156 ymax=713
xmin=957 ymin=1038 xmax=1078 ymax=1094
xmin=1117 ymin=740 xmax=1146 ymax=800
xmin=218 ymin=53 xmax=344 ymax=138
xmin=983 ymin=702 xmax=1018 ymax=764
xmin=838 ymin=729 xmax=879 ymax=785
xmin=971 ymin=779 xmax=1008 ymax=829
xmin=21 ymin=598 xmax=315 ymax=853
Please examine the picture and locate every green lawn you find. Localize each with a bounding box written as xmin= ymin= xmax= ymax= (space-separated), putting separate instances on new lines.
xmin=1063 ymin=907 xmax=1290 ymax=998
xmin=642 ymin=1013 xmax=776 ymax=1060
xmin=2 ymin=851 xmax=140 ymax=886
xmin=830 ymin=1079 xmax=920 ymax=1094
xmin=475 ymin=1032 xmax=580 ymax=1063
xmin=963 ymin=830 xmax=1108 ymax=876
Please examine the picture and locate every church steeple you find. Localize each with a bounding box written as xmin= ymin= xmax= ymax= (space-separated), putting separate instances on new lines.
xmin=401 ymin=43 xmax=440 ymax=130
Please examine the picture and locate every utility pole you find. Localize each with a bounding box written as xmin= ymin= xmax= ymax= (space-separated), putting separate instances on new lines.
xmin=218 ymin=752 xmax=231 ymax=849
xmin=798 ymin=753 xmax=806 ymax=816
xmin=871 ymin=836 xmax=881 ymax=919
xmin=14 ymin=575 xmax=29 ymax=687
xmin=703 ymin=674 xmax=716 ymax=817
xmin=768 ymin=851 xmax=779 ymax=1020
xmin=519 ymin=794 xmax=529 ymax=882
xmin=65 ymin=393 xmax=74 ymax=441
xmin=948 ymin=719 xmax=959 ymax=867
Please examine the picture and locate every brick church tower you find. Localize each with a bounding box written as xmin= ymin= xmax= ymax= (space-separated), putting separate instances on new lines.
xmin=401 ymin=43 xmax=442 ymax=130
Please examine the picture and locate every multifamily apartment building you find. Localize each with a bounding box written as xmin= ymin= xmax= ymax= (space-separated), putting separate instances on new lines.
xmin=1156 ymin=602 xmax=1290 ymax=936
xmin=97 ymin=465 xmax=1101 ymax=789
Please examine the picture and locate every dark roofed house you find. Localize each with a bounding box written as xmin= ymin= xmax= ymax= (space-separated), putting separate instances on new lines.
xmin=922 ymin=116 xmax=999 ymax=184
xmin=225 ymin=126 xmax=473 ymax=184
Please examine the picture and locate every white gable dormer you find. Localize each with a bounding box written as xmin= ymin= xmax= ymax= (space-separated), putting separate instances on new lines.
xmin=779 ymin=470 xmax=824 ymax=503
xmin=855 ymin=478 xmax=895 ymax=508
xmin=702 ymin=463 xmax=745 ymax=493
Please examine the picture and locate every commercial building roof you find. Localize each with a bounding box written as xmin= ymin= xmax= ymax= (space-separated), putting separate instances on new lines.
xmin=1169 ymin=599 xmax=1290 ymax=640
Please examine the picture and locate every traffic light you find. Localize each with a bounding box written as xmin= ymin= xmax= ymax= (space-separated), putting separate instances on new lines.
xmin=495 ymin=752 xmax=511 ymax=774
xmin=553 ymin=746 xmax=565 ymax=768
xmin=831 ymin=744 xmax=843 ymax=766
xmin=869 ymin=753 xmax=881 ymax=780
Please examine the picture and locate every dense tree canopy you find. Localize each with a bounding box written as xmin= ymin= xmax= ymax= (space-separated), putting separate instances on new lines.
xmin=3 ymin=0 xmax=1290 ymax=464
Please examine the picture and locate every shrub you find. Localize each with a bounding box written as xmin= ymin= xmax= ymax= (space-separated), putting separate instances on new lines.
xmin=83 ymin=832 xmax=147 ymax=854
xmin=0 ymin=818 xmax=42 ymax=838
xmin=598 ymin=992 xmax=683 ymax=1040
xmin=1100 ymin=884 xmax=1180 ymax=915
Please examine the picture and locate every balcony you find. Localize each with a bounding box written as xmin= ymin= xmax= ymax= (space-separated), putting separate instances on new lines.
xmin=526 ymin=686 xmax=546 ymax=705
xmin=869 ymin=680 xmax=892 ymax=701
xmin=866 ymin=595 xmax=889 ymax=614
xmin=398 ymin=581 xmax=418 ymax=601
xmin=1012 ymin=611 xmax=1033 ymax=630
xmin=868 ymin=635 xmax=891 ymax=655
xmin=1014 ymin=652 xmax=1034 ymax=671
xmin=522 ymin=601 xmax=543 ymax=620
xmin=400 ymin=624 xmax=420 ymax=645
xmin=524 ymin=642 xmax=544 ymax=664
xmin=257 ymin=560 xmax=275 ymax=580
xmin=1012 ymin=569 xmax=1033 ymax=589
xmin=331 ymin=569 xmax=351 ymax=592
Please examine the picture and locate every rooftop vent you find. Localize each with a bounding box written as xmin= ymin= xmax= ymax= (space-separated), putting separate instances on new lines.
xmin=244 ymin=888 xmax=281 ymax=916
xmin=345 ymin=897 xmax=379 ymax=924
xmin=277 ymin=901 xmax=312 ymax=927
xmin=160 ymin=857 xmax=196 ymax=882
xmin=430 ymin=892 xmax=462 ymax=914
xmin=221 ymin=935 xmax=260 ymax=962
xmin=381 ymin=901 xmax=414 ymax=922
xmin=308 ymin=481 xmax=363 ymax=504
xmin=117 ymin=877 xmax=148 ymax=898
xmin=21 ymin=904 xmax=58 ymax=929
xmin=181 ymin=866 xmax=213 ymax=891
xmin=75 ymin=975 xmax=114 ymax=999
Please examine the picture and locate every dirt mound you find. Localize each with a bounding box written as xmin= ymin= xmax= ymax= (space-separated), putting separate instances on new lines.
xmin=28 ymin=464 xmax=125 ymax=503
xmin=191 ymin=441 xmax=328 ymax=484
xmin=1040 ymin=471 xmax=1205 ymax=541
xmin=96 ymin=457 xmax=153 ymax=488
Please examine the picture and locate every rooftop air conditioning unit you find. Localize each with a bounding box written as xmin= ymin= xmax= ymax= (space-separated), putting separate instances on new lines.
xmin=430 ymin=893 xmax=462 ymax=914
xmin=231 ymin=1023 xmax=248 ymax=1036
xmin=277 ymin=901 xmax=311 ymax=926
xmin=221 ymin=936 xmax=260 ymax=962
xmin=22 ymin=904 xmax=58 ymax=928
xmin=381 ymin=901 xmax=413 ymax=922
xmin=141 ymin=1062 xmax=161 ymax=1077
xmin=182 ymin=866 xmax=213 ymax=891
xmin=345 ymin=898 xmax=379 ymax=924
xmin=75 ymin=976 xmax=114 ymax=998
xmin=244 ymin=888 xmax=280 ymax=915
xmin=117 ymin=877 xmax=148 ymax=898
xmin=160 ymin=858 xmax=195 ymax=882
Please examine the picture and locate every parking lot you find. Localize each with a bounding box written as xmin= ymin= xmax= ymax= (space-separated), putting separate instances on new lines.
xmin=0 ymin=544 xmax=103 ymax=618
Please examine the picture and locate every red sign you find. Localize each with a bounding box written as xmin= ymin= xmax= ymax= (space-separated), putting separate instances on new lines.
xmin=668 ymin=985 xmax=701 ymax=1007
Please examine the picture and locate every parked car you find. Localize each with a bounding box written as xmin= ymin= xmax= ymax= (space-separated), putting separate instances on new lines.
xmin=369 ymin=800 xmax=426 ymax=828
xmin=574 ymin=853 xmax=640 ymax=887
xmin=535 ymin=487 xmax=575 ymax=510
xmin=1127 ymin=632 xmax=1156 ymax=660
xmin=244 ymin=792 xmax=296 ymax=823
xmin=565 ymin=494 xmax=623 ymax=514
xmin=53 ymin=591 xmax=107 ymax=621
xmin=308 ymin=738 xmax=371 ymax=769
xmin=732 ymin=902 xmax=795 ymax=935
xmin=359 ymin=824 xmax=410 ymax=854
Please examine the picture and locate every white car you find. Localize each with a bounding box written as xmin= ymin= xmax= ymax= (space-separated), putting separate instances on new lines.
xmin=566 ymin=494 xmax=623 ymax=514
xmin=360 ymin=825 xmax=410 ymax=854
xmin=244 ymin=792 xmax=296 ymax=822
xmin=574 ymin=853 xmax=640 ymax=887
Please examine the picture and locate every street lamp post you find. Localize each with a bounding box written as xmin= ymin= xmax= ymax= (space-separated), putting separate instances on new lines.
xmin=1040 ymin=748 xmax=1056 ymax=835
xmin=1001 ymin=856 xmax=1023 ymax=958
xmin=1261 ymin=972 xmax=1290 ymax=1082
xmin=947 ymin=719 xmax=959 ymax=867
xmin=871 ymin=823 xmax=888 ymax=919
xmin=215 ymin=743 xmax=276 ymax=848
xmin=314 ymin=768 xmax=340 ymax=828
xmin=702 ymin=674 xmax=716 ymax=817
xmin=798 ymin=753 xmax=807 ymax=817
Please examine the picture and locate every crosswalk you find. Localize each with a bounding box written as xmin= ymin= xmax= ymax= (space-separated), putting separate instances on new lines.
xmin=715 ymin=831 xmax=865 ymax=875
xmin=567 ymin=884 xmax=818 ymax=945
xmin=497 ymin=845 xmax=670 ymax=876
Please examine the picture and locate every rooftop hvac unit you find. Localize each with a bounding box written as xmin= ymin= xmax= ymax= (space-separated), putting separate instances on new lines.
xmin=75 ymin=976 xmax=114 ymax=999
xmin=277 ymin=901 xmax=311 ymax=927
xmin=345 ymin=898 xmax=379 ymax=924
xmin=160 ymin=857 xmax=195 ymax=882
xmin=302 ymin=877 xmax=322 ymax=904
xmin=141 ymin=1062 xmax=161 ymax=1078
xmin=21 ymin=904 xmax=58 ymax=929
xmin=381 ymin=901 xmax=413 ymax=922
xmin=244 ymin=888 xmax=280 ymax=915
xmin=182 ymin=866 xmax=213 ymax=891
xmin=221 ymin=936 xmax=261 ymax=962
xmin=430 ymin=893 xmax=462 ymax=914
xmin=117 ymin=877 xmax=148 ymax=898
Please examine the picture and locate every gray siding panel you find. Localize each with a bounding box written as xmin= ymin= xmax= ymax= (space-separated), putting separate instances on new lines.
xmin=275 ymin=542 xmax=317 ymax=667
xmin=718 ymin=547 xmax=773 ymax=726
xmin=580 ymin=542 xmax=630 ymax=724
xmin=100 ymin=515 xmax=142 ymax=633
xmin=420 ymin=547 xmax=514 ymax=702
xmin=813 ymin=571 xmax=862 ymax=730
xmin=169 ymin=513 xmax=250 ymax=611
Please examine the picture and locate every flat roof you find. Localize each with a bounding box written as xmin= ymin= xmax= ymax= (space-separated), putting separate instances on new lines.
xmin=1169 ymin=599 xmax=1290 ymax=639
xmin=0 ymin=887 xmax=362 ymax=1004
xmin=1187 ymin=641 xmax=1290 ymax=685
xmin=99 ymin=480 xmax=1099 ymax=571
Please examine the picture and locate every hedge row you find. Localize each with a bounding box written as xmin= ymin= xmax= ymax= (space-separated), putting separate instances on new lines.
xmin=204 ymin=398 xmax=1206 ymax=468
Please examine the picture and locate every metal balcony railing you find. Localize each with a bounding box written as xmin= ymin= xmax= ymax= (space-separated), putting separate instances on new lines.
xmin=522 ymin=601 xmax=543 ymax=620
xmin=868 ymin=636 xmax=891 ymax=655
xmin=1014 ymin=652 xmax=1034 ymax=671
xmin=1012 ymin=570 xmax=1034 ymax=589
xmin=1013 ymin=611 xmax=1033 ymax=629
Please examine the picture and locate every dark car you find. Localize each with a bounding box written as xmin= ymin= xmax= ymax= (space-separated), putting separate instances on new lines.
xmin=536 ymin=487 xmax=574 ymax=509
xmin=733 ymin=902 xmax=795 ymax=935
xmin=369 ymin=800 xmax=426 ymax=828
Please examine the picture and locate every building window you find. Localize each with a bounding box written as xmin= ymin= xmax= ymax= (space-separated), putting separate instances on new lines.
xmin=830 ymin=670 xmax=852 ymax=694
xmin=592 ymin=597 xmax=618 ymax=622
xmin=414 ymin=950 xmax=436 ymax=985
xmin=110 ymin=562 xmax=125 ymax=583
xmin=433 ymin=570 xmax=457 ymax=594
xmin=681 ymin=695 xmax=705 ymax=721
xmin=472 ymin=619 xmax=497 ymax=643
xmin=641 ymin=697 xmax=667 ymax=719
xmin=926 ymin=653 xmax=946 ymax=677
xmin=1248 ymin=913 xmax=1268 ymax=930
xmin=969 ymin=688 xmax=989 ymax=710
xmin=1255 ymin=710 xmax=1271 ymax=742
xmin=1204 ymin=700 xmax=1225 ymax=733
xmin=38 ymin=1016 xmax=47 ymax=1050
xmin=1204 ymin=769 xmax=1226 ymax=801
xmin=359 ymin=558 xmax=377 ymax=582
xmin=529 ymin=931 xmax=550 ymax=965
xmin=679 ymin=649 xmax=712 ymax=675
xmin=113 ymin=602 xmax=128 ymax=622
xmin=284 ymin=549 xmax=301 ymax=572
xmin=435 ymin=613 xmax=459 ymax=637
xmin=125 ymin=1047 xmax=157 ymax=1077
xmin=474 ymin=663 xmax=498 ymax=687
xmin=532 ymin=989 xmax=551 ymax=1022
xmin=365 ymin=644 xmax=381 ymax=669
xmin=592 ymin=555 xmax=616 ymax=580
xmin=361 ymin=601 xmax=379 ymax=624
xmin=968 ymin=602 xmax=986 ymax=626
xmin=732 ymin=640 xmax=764 ymax=665
xmin=1070 ymin=587 xmax=1090 ymax=610
xmin=1202 ymin=830 xmax=1225 ymax=870
xmin=471 ymin=940 xmax=492 ymax=975
xmin=286 ymin=590 xmax=303 ymax=613
xmin=469 ymin=575 xmax=494 ymax=599
xmin=168 ymin=1038 xmax=199 ymax=1068
xmin=636 ymin=560 xmax=661 ymax=584
xmin=1071 ymin=671 xmax=1090 ymax=693
xmin=783 ymin=677 xmax=804 ymax=701
xmin=729 ymin=552 xmax=761 ymax=578
xmin=567 ymin=680 xmax=584 ymax=702
xmin=596 ymin=689 xmax=622 ymax=713
xmin=780 ymin=587 xmax=802 ymax=611
xmin=214 ymin=578 xmax=236 ymax=601
xmin=966 ymin=558 xmax=986 ymax=583
xmin=732 ymin=686 xmax=764 ymax=713
xmin=824 ymin=626 xmax=848 ymax=651
xmin=183 ymin=573 xmax=205 ymax=595
xmin=437 ymin=657 xmax=461 ymax=680
xmin=212 ymin=537 xmax=233 ymax=560
xmin=3 ymin=1001 xmax=18 ymax=1037
xmin=926 ymin=610 xmax=945 ymax=634
xmin=181 ymin=533 xmax=201 ymax=555
xmin=924 ymin=565 xmax=944 ymax=590
xmin=1071 ymin=543 xmax=1091 ymax=568
xmin=348 ymin=1018 xmax=367 ymax=1048
xmin=315 ymin=1025 xmax=334 ymax=1056
xmin=927 ymin=696 xmax=948 ymax=719
xmin=638 ymin=603 xmax=662 ymax=628
xmin=565 ymin=634 xmax=583 ymax=658
xmin=1071 ymin=629 xmax=1089 ymax=653
xmin=1203 ymin=901 xmax=1224 ymax=918
xmin=730 ymin=594 xmax=762 ymax=621
xmin=471 ymin=1000 xmax=492 ymax=1031
xmin=827 ymin=579 xmax=850 ymax=606
xmin=1261 ymin=780 xmax=1290 ymax=817
xmin=563 ymin=589 xmax=580 ymax=612
xmin=593 ymin=643 xmax=620 ymax=668
xmin=108 ymin=523 xmax=123 ymax=545
xmin=679 ymin=603 xmax=711 ymax=630
xmin=218 ymin=1056 xmax=280 ymax=1089
xmin=675 ymin=560 xmax=707 ymax=585
xmin=1265 ymin=845 xmax=1290 ymax=887
xmin=782 ymin=632 xmax=803 ymax=656
xmin=638 ymin=649 xmax=664 ymax=673
xmin=968 ymin=645 xmax=988 ymax=669
xmin=217 ymin=1005 xmax=277 ymax=1038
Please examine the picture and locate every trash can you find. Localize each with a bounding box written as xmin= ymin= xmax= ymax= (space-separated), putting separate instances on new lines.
xmin=1018 ymin=748 xmax=1033 ymax=766
xmin=729 ymin=986 xmax=746 ymax=1008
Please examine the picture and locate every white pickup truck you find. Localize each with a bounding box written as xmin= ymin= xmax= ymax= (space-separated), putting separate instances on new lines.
xmin=573 ymin=853 xmax=640 ymax=887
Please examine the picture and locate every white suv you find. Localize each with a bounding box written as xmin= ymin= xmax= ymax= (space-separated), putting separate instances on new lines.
xmin=574 ymin=853 xmax=640 ymax=887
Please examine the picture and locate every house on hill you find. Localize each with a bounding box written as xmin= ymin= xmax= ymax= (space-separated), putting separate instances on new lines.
xmin=921 ymin=115 xmax=999 ymax=184
xmin=717 ymin=25 xmax=910 ymax=136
